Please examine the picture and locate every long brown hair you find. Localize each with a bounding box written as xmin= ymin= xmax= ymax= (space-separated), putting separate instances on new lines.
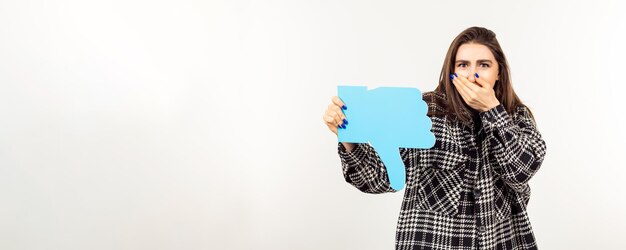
xmin=431 ymin=26 xmax=535 ymax=125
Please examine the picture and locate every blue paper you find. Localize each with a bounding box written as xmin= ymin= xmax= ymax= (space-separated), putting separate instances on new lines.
xmin=338 ymin=86 xmax=436 ymax=191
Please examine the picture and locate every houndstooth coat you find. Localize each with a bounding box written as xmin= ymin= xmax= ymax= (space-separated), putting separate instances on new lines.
xmin=337 ymin=90 xmax=547 ymax=250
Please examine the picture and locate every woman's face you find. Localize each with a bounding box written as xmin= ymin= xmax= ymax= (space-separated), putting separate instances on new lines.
xmin=454 ymin=43 xmax=499 ymax=89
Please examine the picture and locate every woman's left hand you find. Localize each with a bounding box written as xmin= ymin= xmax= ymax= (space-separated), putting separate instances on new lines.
xmin=451 ymin=73 xmax=501 ymax=112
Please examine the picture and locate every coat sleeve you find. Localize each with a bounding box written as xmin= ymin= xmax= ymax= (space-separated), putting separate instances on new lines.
xmin=337 ymin=142 xmax=412 ymax=194
xmin=479 ymin=104 xmax=547 ymax=195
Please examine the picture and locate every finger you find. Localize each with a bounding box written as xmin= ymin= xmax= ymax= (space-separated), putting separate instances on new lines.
xmin=473 ymin=73 xmax=492 ymax=89
xmin=323 ymin=114 xmax=337 ymax=126
xmin=331 ymin=104 xmax=347 ymax=120
xmin=471 ymin=73 xmax=484 ymax=88
xmin=332 ymin=96 xmax=347 ymax=110
xmin=324 ymin=107 xmax=341 ymax=126
xmin=456 ymin=74 xmax=480 ymax=93
xmin=452 ymin=75 xmax=471 ymax=101
xmin=327 ymin=103 xmax=343 ymax=116
xmin=325 ymin=105 xmax=343 ymax=126
xmin=332 ymin=109 xmax=346 ymax=127
xmin=452 ymin=79 xmax=470 ymax=105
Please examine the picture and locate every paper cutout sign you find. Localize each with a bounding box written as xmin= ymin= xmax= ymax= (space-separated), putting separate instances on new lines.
xmin=337 ymin=86 xmax=436 ymax=191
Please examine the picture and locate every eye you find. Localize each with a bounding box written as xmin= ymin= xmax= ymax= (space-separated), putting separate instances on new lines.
xmin=480 ymin=63 xmax=490 ymax=68
xmin=457 ymin=63 xmax=467 ymax=67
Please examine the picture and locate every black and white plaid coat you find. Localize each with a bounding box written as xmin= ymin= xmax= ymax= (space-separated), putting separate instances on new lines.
xmin=337 ymin=91 xmax=547 ymax=250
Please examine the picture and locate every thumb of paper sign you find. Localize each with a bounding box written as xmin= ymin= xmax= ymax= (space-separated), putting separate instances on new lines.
xmin=368 ymin=140 xmax=406 ymax=190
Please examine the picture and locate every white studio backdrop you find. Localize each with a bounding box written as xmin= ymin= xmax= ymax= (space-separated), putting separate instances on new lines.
xmin=1 ymin=0 xmax=625 ymax=249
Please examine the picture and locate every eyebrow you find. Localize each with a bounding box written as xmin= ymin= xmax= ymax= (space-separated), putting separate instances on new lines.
xmin=455 ymin=59 xmax=494 ymax=64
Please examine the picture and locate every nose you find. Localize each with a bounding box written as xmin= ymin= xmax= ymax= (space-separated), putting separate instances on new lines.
xmin=467 ymin=67 xmax=476 ymax=82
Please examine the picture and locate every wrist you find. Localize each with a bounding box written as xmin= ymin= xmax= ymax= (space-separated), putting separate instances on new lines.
xmin=482 ymin=100 xmax=501 ymax=112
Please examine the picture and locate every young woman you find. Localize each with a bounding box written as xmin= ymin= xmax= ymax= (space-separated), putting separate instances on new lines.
xmin=322 ymin=26 xmax=547 ymax=250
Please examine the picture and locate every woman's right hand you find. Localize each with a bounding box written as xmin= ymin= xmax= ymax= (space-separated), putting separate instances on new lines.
xmin=323 ymin=96 xmax=356 ymax=152
xmin=323 ymin=96 xmax=348 ymax=136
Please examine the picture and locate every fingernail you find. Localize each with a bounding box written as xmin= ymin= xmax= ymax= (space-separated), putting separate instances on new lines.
xmin=338 ymin=125 xmax=341 ymax=129
xmin=454 ymin=73 xmax=458 ymax=77
xmin=475 ymin=73 xmax=479 ymax=78
xmin=343 ymin=118 xmax=348 ymax=124
xmin=341 ymin=124 xmax=346 ymax=129
xmin=342 ymin=105 xmax=347 ymax=110
xmin=449 ymin=74 xmax=454 ymax=80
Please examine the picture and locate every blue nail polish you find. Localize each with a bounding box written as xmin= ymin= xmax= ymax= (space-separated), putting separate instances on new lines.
xmin=338 ymin=125 xmax=341 ymax=129
xmin=343 ymin=118 xmax=348 ymax=124
xmin=454 ymin=73 xmax=458 ymax=77
xmin=475 ymin=73 xmax=479 ymax=78
xmin=341 ymin=124 xmax=346 ymax=129
xmin=342 ymin=105 xmax=347 ymax=110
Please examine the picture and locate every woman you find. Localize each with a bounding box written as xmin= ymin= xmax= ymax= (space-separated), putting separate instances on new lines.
xmin=322 ymin=26 xmax=547 ymax=250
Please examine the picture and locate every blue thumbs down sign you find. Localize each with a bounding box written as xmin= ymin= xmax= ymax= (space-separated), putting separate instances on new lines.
xmin=337 ymin=86 xmax=436 ymax=191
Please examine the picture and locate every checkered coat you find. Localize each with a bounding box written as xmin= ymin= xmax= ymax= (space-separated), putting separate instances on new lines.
xmin=337 ymin=91 xmax=547 ymax=250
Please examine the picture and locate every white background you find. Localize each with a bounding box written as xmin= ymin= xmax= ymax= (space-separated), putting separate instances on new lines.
xmin=1 ymin=0 xmax=625 ymax=249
